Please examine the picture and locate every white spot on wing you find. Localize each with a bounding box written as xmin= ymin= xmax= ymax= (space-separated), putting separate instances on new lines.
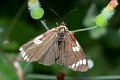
xmin=36 ymin=34 xmax=43 ymax=40
xmin=72 ymin=47 xmax=76 ymax=51
xmin=24 ymin=55 xmax=28 ymax=60
xmin=19 ymin=47 xmax=23 ymax=51
xmin=69 ymin=59 xmax=85 ymax=68
xmin=22 ymin=52 xmax=26 ymax=57
xmin=34 ymin=34 xmax=43 ymax=44
xmin=76 ymin=41 xmax=81 ymax=49
xmin=83 ymin=59 xmax=86 ymax=64
xmin=34 ymin=40 xmax=42 ymax=44
xmin=27 ymin=58 xmax=29 ymax=61
xmin=72 ymin=46 xmax=79 ymax=51
xmin=80 ymin=60 xmax=82 ymax=65
xmin=76 ymin=61 xmax=80 ymax=67
xmin=71 ymin=64 xmax=75 ymax=69
xmin=74 ymin=46 xmax=79 ymax=51
xmin=69 ymin=60 xmax=82 ymax=68
xmin=20 ymin=50 xmax=24 ymax=54
xmin=20 ymin=50 xmax=26 ymax=58
xmin=76 ymin=60 xmax=82 ymax=66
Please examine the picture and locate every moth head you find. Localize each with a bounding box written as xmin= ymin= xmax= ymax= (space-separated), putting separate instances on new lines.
xmin=59 ymin=22 xmax=68 ymax=29
xmin=60 ymin=22 xmax=66 ymax=26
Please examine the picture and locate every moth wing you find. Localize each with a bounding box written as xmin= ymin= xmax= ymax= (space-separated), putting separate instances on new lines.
xmin=38 ymin=40 xmax=59 ymax=66
xmin=17 ymin=29 xmax=57 ymax=63
xmin=56 ymin=32 xmax=88 ymax=72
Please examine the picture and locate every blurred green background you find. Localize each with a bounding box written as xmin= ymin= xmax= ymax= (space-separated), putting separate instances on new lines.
xmin=0 ymin=0 xmax=120 ymax=80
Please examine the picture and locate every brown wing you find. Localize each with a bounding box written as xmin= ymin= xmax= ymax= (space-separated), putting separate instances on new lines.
xmin=56 ymin=31 xmax=88 ymax=72
xmin=16 ymin=29 xmax=57 ymax=64
xmin=38 ymin=40 xmax=59 ymax=66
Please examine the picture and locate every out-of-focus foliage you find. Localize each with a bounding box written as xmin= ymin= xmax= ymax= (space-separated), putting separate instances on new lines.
xmin=83 ymin=3 xmax=107 ymax=39
xmin=0 ymin=0 xmax=120 ymax=80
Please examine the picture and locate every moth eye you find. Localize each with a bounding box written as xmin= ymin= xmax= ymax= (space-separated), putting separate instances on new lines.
xmin=28 ymin=0 xmax=44 ymax=19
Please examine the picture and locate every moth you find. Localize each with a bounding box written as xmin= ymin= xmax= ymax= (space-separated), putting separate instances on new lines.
xmin=17 ymin=22 xmax=88 ymax=72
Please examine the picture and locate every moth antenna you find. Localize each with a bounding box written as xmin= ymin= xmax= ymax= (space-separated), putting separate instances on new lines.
xmin=63 ymin=9 xmax=78 ymax=22
xmin=51 ymin=9 xmax=61 ymax=19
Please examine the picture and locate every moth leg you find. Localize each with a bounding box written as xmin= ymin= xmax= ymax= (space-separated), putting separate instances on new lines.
xmin=41 ymin=20 xmax=49 ymax=30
